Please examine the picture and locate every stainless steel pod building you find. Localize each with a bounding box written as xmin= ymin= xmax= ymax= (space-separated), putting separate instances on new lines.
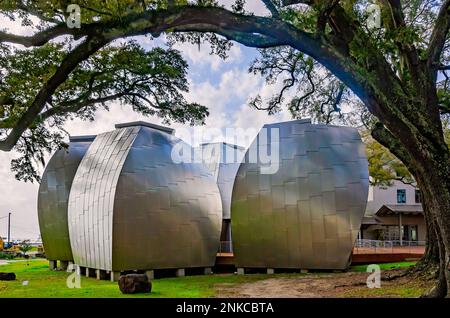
xmin=37 ymin=136 xmax=95 ymax=263
xmin=196 ymin=142 xmax=246 ymax=252
xmin=231 ymin=119 xmax=369 ymax=270
xmin=67 ymin=122 xmax=222 ymax=272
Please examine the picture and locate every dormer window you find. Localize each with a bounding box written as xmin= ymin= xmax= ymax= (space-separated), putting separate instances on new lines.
xmin=397 ymin=189 xmax=406 ymax=204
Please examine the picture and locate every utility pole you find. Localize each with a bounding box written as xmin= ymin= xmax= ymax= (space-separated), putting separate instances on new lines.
xmin=7 ymin=212 xmax=11 ymax=246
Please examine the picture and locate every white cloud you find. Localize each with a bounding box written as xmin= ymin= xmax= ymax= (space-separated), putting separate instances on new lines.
xmin=218 ymin=0 xmax=269 ymax=15
xmin=1 ymin=15 xmax=36 ymax=36
xmin=173 ymin=41 xmax=243 ymax=72
xmin=229 ymin=75 xmax=296 ymax=147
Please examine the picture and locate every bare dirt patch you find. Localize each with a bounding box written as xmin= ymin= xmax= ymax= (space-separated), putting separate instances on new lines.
xmin=215 ymin=270 xmax=433 ymax=298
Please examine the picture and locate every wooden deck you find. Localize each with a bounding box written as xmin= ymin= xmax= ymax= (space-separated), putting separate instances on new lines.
xmin=351 ymin=246 xmax=424 ymax=264
xmin=352 ymin=246 xmax=425 ymax=255
xmin=215 ymin=246 xmax=425 ymax=268
xmin=215 ymin=253 xmax=235 ymax=266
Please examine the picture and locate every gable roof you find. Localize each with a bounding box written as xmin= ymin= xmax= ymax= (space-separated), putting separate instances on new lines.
xmin=375 ymin=204 xmax=423 ymax=216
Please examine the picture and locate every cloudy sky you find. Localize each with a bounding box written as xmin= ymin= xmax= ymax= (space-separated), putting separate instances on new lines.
xmin=0 ymin=1 xmax=305 ymax=240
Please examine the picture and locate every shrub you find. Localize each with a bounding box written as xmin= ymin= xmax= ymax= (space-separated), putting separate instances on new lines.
xmin=0 ymin=252 xmax=15 ymax=260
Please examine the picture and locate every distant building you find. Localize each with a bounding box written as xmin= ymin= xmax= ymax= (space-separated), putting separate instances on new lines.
xmin=360 ymin=180 xmax=426 ymax=244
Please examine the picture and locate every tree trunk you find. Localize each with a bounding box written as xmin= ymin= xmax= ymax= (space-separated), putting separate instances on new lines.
xmin=409 ymin=154 xmax=450 ymax=298
xmin=420 ymin=221 xmax=448 ymax=297
xmin=414 ymin=200 xmax=440 ymax=273
xmin=372 ymin=118 xmax=450 ymax=297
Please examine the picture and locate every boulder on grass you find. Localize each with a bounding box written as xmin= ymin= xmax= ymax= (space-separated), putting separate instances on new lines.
xmin=118 ymin=274 xmax=152 ymax=294
xmin=0 ymin=272 xmax=16 ymax=281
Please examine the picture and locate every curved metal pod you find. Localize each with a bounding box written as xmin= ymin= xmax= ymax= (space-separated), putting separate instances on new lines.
xmin=37 ymin=136 xmax=94 ymax=262
xmin=67 ymin=122 xmax=222 ymax=272
xmin=231 ymin=119 xmax=369 ymax=270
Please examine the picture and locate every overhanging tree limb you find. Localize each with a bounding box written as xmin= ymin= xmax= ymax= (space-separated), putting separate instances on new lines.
xmin=381 ymin=0 xmax=421 ymax=84
xmin=371 ymin=122 xmax=414 ymax=169
xmin=39 ymin=93 xmax=128 ymax=120
xmin=0 ymin=4 xmax=438 ymax=163
xmin=171 ymin=25 xmax=285 ymax=48
xmin=0 ymin=4 xmax=421 ymax=156
xmin=0 ymin=6 xmax=373 ymax=135
xmin=281 ymin=0 xmax=312 ymax=6
xmin=0 ymin=5 xmax=392 ymax=109
xmin=427 ymin=0 xmax=450 ymax=71
xmin=0 ymin=35 xmax=109 ymax=151
xmin=0 ymin=24 xmax=85 ymax=47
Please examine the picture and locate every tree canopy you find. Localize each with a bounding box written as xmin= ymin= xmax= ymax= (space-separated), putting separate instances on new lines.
xmin=0 ymin=1 xmax=449 ymax=171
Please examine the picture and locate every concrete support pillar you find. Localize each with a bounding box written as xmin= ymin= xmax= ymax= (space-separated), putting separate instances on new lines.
xmin=110 ymin=271 xmax=120 ymax=282
xmin=237 ymin=268 xmax=245 ymax=275
xmin=49 ymin=260 xmax=57 ymax=270
xmin=85 ymin=268 xmax=91 ymax=278
xmin=59 ymin=260 xmax=69 ymax=270
xmin=267 ymin=268 xmax=274 ymax=274
xmin=175 ymin=268 xmax=185 ymax=277
xmin=94 ymin=269 xmax=107 ymax=280
xmin=145 ymin=270 xmax=154 ymax=280
xmin=204 ymin=267 xmax=212 ymax=275
xmin=74 ymin=265 xmax=81 ymax=276
xmin=399 ymin=214 xmax=403 ymax=246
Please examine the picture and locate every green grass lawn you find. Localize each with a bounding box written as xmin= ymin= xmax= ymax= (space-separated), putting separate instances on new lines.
xmin=350 ymin=261 xmax=417 ymax=272
xmin=0 ymin=259 xmax=301 ymax=298
xmin=0 ymin=259 xmax=418 ymax=298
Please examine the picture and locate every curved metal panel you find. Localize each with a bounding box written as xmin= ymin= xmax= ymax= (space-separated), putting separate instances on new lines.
xmin=68 ymin=127 xmax=139 ymax=271
xmin=231 ymin=119 xmax=369 ymax=270
xmin=198 ymin=143 xmax=246 ymax=220
xmin=111 ymin=127 xmax=222 ymax=271
xmin=68 ymin=124 xmax=222 ymax=271
xmin=38 ymin=139 xmax=93 ymax=261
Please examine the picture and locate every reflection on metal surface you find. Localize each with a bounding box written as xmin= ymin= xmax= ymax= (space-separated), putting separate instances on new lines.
xmin=231 ymin=119 xmax=369 ymax=270
xmin=67 ymin=122 xmax=222 ymax=271
xmin=196 ymin=143 xmax=246 ymax=220
xmin=37 ymin=136 xmax=94 ymax=261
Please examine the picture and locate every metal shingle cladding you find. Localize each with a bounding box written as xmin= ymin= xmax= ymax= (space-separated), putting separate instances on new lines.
xmin=68 ymin=125 xmax=222 ymax=271
xmin=197 ymin=143 xmax=246 ymax=220
xmin=38 ymin=140 xmax=93 ymax=261
xmin=231 ymin=120 xmax=369 ymax=270
xmin=68 ymin=127 xmax=139 ymax=270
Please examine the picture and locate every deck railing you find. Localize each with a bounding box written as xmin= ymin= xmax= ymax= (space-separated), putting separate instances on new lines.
xmin=353 ymin=239 xmax=426 ymax=254
xmin=218 ymin=240 xmax=233 ymax=254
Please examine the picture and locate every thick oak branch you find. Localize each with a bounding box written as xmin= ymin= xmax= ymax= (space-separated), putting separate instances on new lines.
xmin=0 ymin=36 xmax=109 ymax=151
xmin=428 ymin=0 xmax=450 ymax=71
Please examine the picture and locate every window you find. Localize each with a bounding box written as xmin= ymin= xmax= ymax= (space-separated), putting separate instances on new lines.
xmin=409 ymin=225 xmax=418 ymax=241
xmin=382 ymin=226 xmax=400 ymax=241
xmin=415 ymin=189 xmax=422 ymax=203
xmin=397 ymin=189 xmax=406 ymax=203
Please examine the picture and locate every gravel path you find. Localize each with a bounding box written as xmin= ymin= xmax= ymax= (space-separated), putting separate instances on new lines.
xmin=215 ymin=269 xmax=429 ymax=298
